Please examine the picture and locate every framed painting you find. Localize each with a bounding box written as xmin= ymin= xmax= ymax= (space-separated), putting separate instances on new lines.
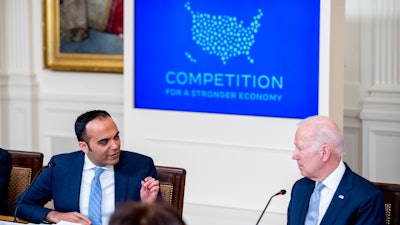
xmin=43 ymin=0 xmax=123 ymax=73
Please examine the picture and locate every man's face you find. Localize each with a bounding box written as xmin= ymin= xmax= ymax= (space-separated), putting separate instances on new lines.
xmin=79 ymin=117 xmax=121 ymax=167
xmin=292 ymin=126 xmax=323 ymax=180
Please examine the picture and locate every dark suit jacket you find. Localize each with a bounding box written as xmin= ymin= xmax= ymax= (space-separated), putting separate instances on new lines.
xmin=0 ymin=148 xmax=12 ymax=215
xmin=287 ymin=163 xmax=386 ymax=225
xmin=15 ymin=150 xmax=160 ymax=223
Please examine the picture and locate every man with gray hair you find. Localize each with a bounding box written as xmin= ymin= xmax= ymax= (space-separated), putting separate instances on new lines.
xmin=287 ymin=115 xmax=386 ymax=225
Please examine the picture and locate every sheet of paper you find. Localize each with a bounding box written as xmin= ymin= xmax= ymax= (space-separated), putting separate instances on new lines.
xmin=57 ymin=220 xmax=81 ymax=225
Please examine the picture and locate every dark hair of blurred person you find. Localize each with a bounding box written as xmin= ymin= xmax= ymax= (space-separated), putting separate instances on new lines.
xmin=109 ymin=202 xmax=186 ymax=225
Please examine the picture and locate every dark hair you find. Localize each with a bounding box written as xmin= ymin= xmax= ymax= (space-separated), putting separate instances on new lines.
xmin=74 ymin=110 xmax=111 ymax=142
xmin=109 ymin=202 xmax=186 ymax=225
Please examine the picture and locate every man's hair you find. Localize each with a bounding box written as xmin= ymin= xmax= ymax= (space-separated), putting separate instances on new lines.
xmin=109 ymin=202 xmax=186 ymax=225
xmin=74 ymin=110 xmax=111 ymax=142
xmin=299 ymin=115 xmax=344 ymax=156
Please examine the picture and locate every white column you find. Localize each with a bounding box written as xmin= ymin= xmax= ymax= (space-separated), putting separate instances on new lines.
xmin=0 ymin=0 xmax=39 ymax=150
xmin=0 ymin=1 xmax=6 ymax=146
xmin=360 ymin=0 xmax=400 ymax=183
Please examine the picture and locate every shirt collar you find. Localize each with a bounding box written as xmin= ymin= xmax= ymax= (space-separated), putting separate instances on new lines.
xmin=83 ymin=154 xmax=114 ymax=172
xmin=321 ymin=160 xmax=346 ymax=190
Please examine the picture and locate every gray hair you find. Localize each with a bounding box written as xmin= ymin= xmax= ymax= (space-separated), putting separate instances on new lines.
xmin=298 ymin=115 xmax=344 ymax=157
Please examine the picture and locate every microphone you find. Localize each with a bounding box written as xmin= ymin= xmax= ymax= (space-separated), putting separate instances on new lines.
xmin=255 ymin=189 xmax=286 ymax=225
xmin=13 ymin=163 xmax=56 ymax=222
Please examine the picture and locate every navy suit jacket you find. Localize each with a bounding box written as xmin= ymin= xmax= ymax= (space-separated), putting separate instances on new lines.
xmin=15 ymin=150 xmax=160 ymax=223
xmin=287 ymin=164 xmax=386 ymax=225
xmin=0 ymin=148 xmax=12 ymax=215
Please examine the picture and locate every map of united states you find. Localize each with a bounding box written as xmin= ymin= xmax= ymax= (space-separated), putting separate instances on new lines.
xmin=184 ymin=2 xmax=263 ymax=65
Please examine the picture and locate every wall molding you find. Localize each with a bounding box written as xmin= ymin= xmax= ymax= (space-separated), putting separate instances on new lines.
xmin=360 ymin=0 xmax=400 ymax=182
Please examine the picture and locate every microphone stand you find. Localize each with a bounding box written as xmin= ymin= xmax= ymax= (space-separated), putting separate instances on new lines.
xmin=255 ymin=190 xmax=286 ymax=225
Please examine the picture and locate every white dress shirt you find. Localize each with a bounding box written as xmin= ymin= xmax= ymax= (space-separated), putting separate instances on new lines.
xmin=317 ymin=160 xmax=346 ymax=225
xmin=79 ymin=155 xmax=115 ymax=225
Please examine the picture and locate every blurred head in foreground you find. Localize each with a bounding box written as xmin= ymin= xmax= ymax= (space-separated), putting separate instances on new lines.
xmin=109 ymin=202 xmax=186 ymax=225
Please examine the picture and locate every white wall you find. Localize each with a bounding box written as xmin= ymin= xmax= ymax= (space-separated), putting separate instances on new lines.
xmin=357 ymin=0 xmax=400 ymax=183
xmin=0 ymin=0 xmax=399 ymax=225
xmin=344 ymin=0 xmax=400 ymax=182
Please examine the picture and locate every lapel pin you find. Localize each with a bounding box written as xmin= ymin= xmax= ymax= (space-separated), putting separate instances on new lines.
xmin=338 ymin=195 xmax=344 ymax=199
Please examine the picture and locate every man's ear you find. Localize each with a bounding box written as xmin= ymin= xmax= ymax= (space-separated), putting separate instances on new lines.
xmin=321 ymin=144 xmax=331 ymax=162
xmin=79 ymin=141 xmax=89 ymax=154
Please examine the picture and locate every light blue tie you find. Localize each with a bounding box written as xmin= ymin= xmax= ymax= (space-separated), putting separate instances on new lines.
xmin=305 ymin=182 xmax=325 ymax=225
xmin=89 ymin=168 xmax=104 ymax=225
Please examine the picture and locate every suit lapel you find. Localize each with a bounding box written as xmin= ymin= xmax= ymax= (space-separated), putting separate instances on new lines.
xmin=114 ymin=170 xmax=129 ymax=204
xmin=320 ymin=165 xmax=353 ymax=225
xmin=114 ymin=155 xmax=129 ymax=205
xmin=291 ymin=179 xmax=315 ymax=224
xmin=65 ymin=152 xmax=85 ymax=211
xmin=301 ymin=183 xmax=314 ymax=222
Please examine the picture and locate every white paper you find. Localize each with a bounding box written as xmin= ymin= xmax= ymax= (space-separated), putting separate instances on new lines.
xmin=57 ymin=220 xmax=81 ymax=225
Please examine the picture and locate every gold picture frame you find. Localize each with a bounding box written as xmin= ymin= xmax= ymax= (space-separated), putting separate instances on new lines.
xmin=42 ymin=0 xmax=123 ymax=73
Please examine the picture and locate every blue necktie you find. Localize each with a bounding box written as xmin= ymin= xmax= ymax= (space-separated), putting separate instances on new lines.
xmin=89 ymin=168 xmax=104 ymax=225
xmin=305 ymin=182 xmax=325 ymax=225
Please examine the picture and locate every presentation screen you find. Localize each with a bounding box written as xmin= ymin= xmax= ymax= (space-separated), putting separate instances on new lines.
xmin=134 ymin=0 xmax=320 ymax=119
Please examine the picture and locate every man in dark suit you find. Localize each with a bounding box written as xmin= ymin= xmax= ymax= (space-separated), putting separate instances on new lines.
xmin=287 ymin=115 xmax=386 ymax=225
xmin=15 ymin=110 xmax=161 ymax=225
xmin=0 ymin=148 xmax=12 ymax=215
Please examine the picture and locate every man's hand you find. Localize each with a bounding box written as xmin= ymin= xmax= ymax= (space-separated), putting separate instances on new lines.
xmin=45 ymin=211 xmax=92 ymax=225
xmin=140 ymin=176 xmax=160 ymax=203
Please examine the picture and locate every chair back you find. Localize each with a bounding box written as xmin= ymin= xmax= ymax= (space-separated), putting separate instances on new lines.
xmin=6 ymin=150 xmax=44 ymax=216
xmin=156 ymin=165 xmax=186 ymax=217
xmin=374 ymin=182 xmax=400 ymax=225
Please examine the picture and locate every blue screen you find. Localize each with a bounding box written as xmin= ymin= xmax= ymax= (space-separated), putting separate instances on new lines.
xmin=134 ymin=0 xmax=320 ymax=118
